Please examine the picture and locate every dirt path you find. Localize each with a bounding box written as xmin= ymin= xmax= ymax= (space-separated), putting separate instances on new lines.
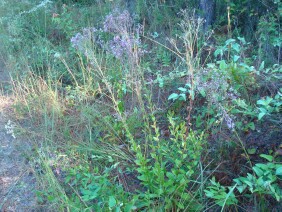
xmin=0 ymin=64 xmax=37 ymax=211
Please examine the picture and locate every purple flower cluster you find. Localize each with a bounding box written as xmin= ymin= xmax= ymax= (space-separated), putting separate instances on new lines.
xmin=220 ymin=106 xmax=236 ymax=130
xmin=196 ymin=68 xmax=239 ymax=103
xmin=70 ymin=10 xmax=145 ymax=64
xmin=225 ymin=115 xmax=235 ymax=130
xmin=109 ymin=35 xmax=142 ymax=60
xmin=196 ymin=68 xmax=239 ymax=130
xmin=103 ymin=10 xmax=132 ymax=33
xmin=70 ymin=27 xmax=97 ymax=51
xmin=103 ymin=10 xmax=144 ymax=61
xmin=70 ymin=33 xmax=83 ymax=49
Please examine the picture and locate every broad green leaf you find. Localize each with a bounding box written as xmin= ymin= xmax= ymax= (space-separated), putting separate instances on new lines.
xmin=247 ymin=148 xmax=256 ymax=154
xmin=236 ymin=185 xmax=247 ymax=193
xmin=219 ymin=60 xmax=227 ymax=70
xmin=179 ymin=93 xmax=187 ymax=101
xmin=257 ymin=97 xmax=273 ymax=106
xmin=233 ymin=55 xmax=240 ymax=62
xmin=257 ymin=99 xmax=267 ymax=106
xmin=253 ymin=166 xmax=263 ymax=176
xmin=237 ymin=37 xmax=246 ymax=45
xmin=232 ymin=43 xmax=240 ymax=53
xmin=157 ymin=76 xmax=164 ymax=88
xmin=234 ymin=99 xmax=248 ymax=108
xmin=258 ymin=112 xmax=266 ymax=120
xmin=259 ymin=61 xmax=265 ymax=71
xmin=199 ymin=88 xmax=206 ymax=97
xmin=166 ymin=172 xmax=174 ymax=179
xmin=243 ymin=180 xmax=253 ymax=188
xmin=208 ymin=118 xmax=216 ymax=126
xmin=124 ymin=203 xmax=137 ymax=212
xmin=168 ymin=93 xmax=179 ymax=101
xmin=225 ymin=38 xmax=236 ymax=46
xmin=246 ymin=122 xmax=255 ymax=130
xmin=109 ymin=196 xmax=117 ymax=208
xmin=178 ymin=87 xmax=187 ymax=92
xmin=276 ymin=166 xmax=282 ymax=176
xmin=47 ymin=195 xmax=55 ymax=201
xmin=256 ymin=163 xmax=270 ymax=170
xmin=260 ymin=154 xmax=273 ymax=162
xmin=258 ymin=107 xmax=267 ymax=113
xmin=204 ymin=190 xmax=214 ymax=198
xmin=214 ymin=48 xmax=224 ymax=57
xmin=185 ymin=83 xmax=191 ymax=88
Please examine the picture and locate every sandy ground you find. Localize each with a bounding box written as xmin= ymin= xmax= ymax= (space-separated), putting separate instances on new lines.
xmin=0 ymin=65 xmax=37 ymax=211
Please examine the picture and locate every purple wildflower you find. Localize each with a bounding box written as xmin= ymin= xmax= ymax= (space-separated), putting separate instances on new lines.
xmin=224 ymin=112 xmax=235 ymax=130
xmin=109 ymin=35 xmax=141 ymax=60
xmin=70 ymin=27 xmax=98 ymax=52
xmin=103 ymin=10 xmax=132 ymax=33
xmin=70 ymin=33 xmax=83 ymax=49
xmin=70 ymin=10 xmax=146 ymax=65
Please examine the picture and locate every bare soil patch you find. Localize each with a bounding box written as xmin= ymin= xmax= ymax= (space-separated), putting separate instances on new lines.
xmin=0 ymin=66 xmax=37 ymax=211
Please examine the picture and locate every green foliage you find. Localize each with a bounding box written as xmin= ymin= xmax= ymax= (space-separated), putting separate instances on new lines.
xmin=131 ymin=112 xmax=204 ymax=210
xmin=205 ymin=177 xmax=238 ymax=207
xmin=205 ymin=154 xmax=282 ymax=209
xmin=257 ymin=91 xmax=282 ymax=120
xmin=1 ymin=0 xmax=281 ymax=211
xmin=135 ymin=0 xmax=198 ymax=33
xmin=65 ymin=163 xmax=137 ymax=211
xmin=257 ymin=2 xmax=282 ymax=64
xmin=168 ymin=83 xmax=194 ymax=102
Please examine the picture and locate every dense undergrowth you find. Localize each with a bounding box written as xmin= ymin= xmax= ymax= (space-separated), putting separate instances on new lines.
xmin=0 ymin=0 xmax=281 ymax=211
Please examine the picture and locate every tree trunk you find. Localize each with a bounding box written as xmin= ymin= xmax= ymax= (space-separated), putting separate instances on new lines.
xmin=200 ymin=0 xmax=215 ymax=31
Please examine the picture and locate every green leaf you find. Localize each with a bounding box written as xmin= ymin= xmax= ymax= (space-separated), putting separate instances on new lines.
xmin=276 ymin=166 xmax=282 ymax=176
xmin=232 ymin=43 xmax=240 ymax=53
xmin=256 ymin=163 xmax=269 ymax=170
xmin=258 ymin=112 xmax=266 ymax=120
xmin=166 ymin=172 xmax=174 ymax=179
xmin=257 ymin=99 xmax=266 ymax=106
xmin=237 ymin=37 xmax=246 ymax=45
xmin=157 ymin=76 xmax=164 ymax=88
xmin=259 ymin=61 xmax=265 ymax=71
xmin=243 ymin=179 xmax=254 ymax=188
xmin=219 ymin=60 xmax=227 ymax=70
xmin=178 ymin=87 xmax=187 ymax=92
xmin=124 ymin=202 xmax=136 ymax=212
xmin=168 ymin=93 xmax=179 ymax=101
xmin=253 ymin=166 xmax=263 ymax=176
xmin=233 ymin=55 xmax=240 ymax=62
xmin=109 ymin=196 xmax=117 ymax=208
xmin=225 ymin=38 xmax=236 ymax=46
xmin=185 ymin=83 xmax=191 ymax=88
xmin=247 ymin=148 xmax=256 ymax=154
xmin=260 ymin=154 xmax=273 ymax=162
xmin=117 ymin=101 xmax=124 ymax=113
xmin=234 ymin=99 xmax=248 ymax=108
xmin=199 ymin=88 xmax=206 ymax=97
xmin=47 ymin=195 xmax=55 ymax=201
xmin=246 ymin=122 xmax=255 ymax=130
xmin=214 ymin=48 xmax=224 ymax=57
xmin=236 ymin=185 xmax=247 ymax=193
xmin=257 ymin=97 xmax=273 ymax=106
xmin=179 ymin=93 xmax=187 ymax=101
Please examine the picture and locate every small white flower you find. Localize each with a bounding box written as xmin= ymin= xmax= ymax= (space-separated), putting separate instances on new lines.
xmin=5 ymin=120 xmax=16 ymax=139
xmin=54 ymin=52 xmax=62 ymax=59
